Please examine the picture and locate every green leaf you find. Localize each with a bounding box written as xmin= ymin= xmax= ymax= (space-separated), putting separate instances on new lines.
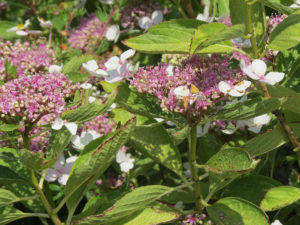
xmin=130 ymin=124 xmax=183 ymax=176
xmin=218 ymin=0 xmax=230 ymax=16
xmin=0 ymin=124 xmax=22 ymax=132
xmin=244 ymin=123 xmax=300 ymax=156
xmin=47 ymin=126 xmax=73 ymax=159
xmin=0 ymin=21 xmax=18 ymax=40
xmin=259 ymin=0 xmax=294 ymax=15
xmin=74 ymin=185 xmax=174 ymax=225
xmin=171 ymin=125 xmax=190 ymax=146
xmin=62 ymin=88 xmax=117 ymax=123
xmin=120 ymin=203 xmax=180 ymax=225
xmin=207 ymin=197 xmax=269 ymax=225
xmin=222 ymin=175 xmax=281 ymax=205
xmin=260 ymin=186 xmax=300 ymax=211
xmin=65 ymin=117 xmax=136 ymax=215
xmin=190 ymin=23 xmax=245 ymax=54
xmin=18 ymin=149 xmax=44 ymax=171
xmin=124 ymin=19 xmax=205 ymax=54
xmin=0 ymin=189 xmax=20 ymax=208
xmin=268 ymin=9 xmax=300 ymax=51
xmin=116 ymin=84 xmax=184 ymax=124
xmin=206 ymin=148 xmax=259 ymax=179
xmin=62 ymin=55 xmax=95 ymax=74
xmin=230 ymin=0 xmax=266 ymax=53
xmin=0 ymin=208 xmax=36 ymax=225
xmin=66 ymin=72 xmax=90 ymax=83
xmin=200 ymin=97 xmax=284 ymax=125
xmin=267 ymin=85 xmax=300 ymax=114
xmin=0 ymin=165 xmax=27 ymax=184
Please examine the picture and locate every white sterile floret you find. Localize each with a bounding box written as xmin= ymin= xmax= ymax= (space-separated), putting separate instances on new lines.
xmin=72 ymin=130 xmax=101 ymax=150
xmin=80 ymin=83 xmax=92 ymax=89
xmin=138 ymin=10 xmax=163 ymax=30
xmin=105 ymin=24 xmax=120 ymax=43
xmin=197 ymin=122 xmax=211 ymax=137
xmin=166 ymin=65 xmax=174 ymax=77
xmin=49 ymin=64 xmax=62 ymax=74
xmin=38 ymin=17 xmax=52 ymax=28
xmin=174 ymin=86 xmax=190 ymax=97
xmin=238 ymin=114 xmax=271 ymax=133
xmin=218 ymin=80 xmax=251 ymax=97
xmin=51 ymin=118 xmax=78 ymax=135
xmin=7 ymin=19 xmax=30 ymax=32
xmin=116 ymin=150 xmax=134 ymax=173
xmin=45 ymin=154 xmax=78 ymax=185
xmin=271 ymin=220 xmax=283 ymax=225
xmin=88 ymin=96 xmax=96 ymax=103
xmin=100 ymin=0 xmax=114 ymax=4
xmin=290 ymin=0 xmax=300 ymax=8
xmin=231 ymin=38 xmax=251 ymax=48
xmin=82 ymin=60 xmax=108 ymax=77
xmin=240 ymin=59 xmax=285 ymax=85
xmin=221 ymin=122 xmax=238 ymax=135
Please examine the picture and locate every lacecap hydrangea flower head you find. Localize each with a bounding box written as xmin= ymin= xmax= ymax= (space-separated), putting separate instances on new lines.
xmin=128 ymin=54 xmax=246 ymax=124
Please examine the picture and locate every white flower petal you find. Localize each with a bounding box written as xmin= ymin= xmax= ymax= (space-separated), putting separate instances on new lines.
xmin=218 ymin=81 xmax=231 ymax=94
xmin=240 ymin=60 xmax=260 ymax=80
xmin=64 ymin=122 xmax=78 ymax=135
xmin=105 ymin=25 xmax=120 ymax=42
xmin=248 ymin=125 xmax=263 ymax=133
xmin=82 ymin=60 xmax=99 ymax=75
xmin=51 ymin=118 xmax=64 ymax=130
xmin=88 ymin=96 xmax=96 ymax=103
xmin=58 ymin=174 xmax=69 ymax=185
xmin=254 ymin=114 xmax=271 ymax=126
xmin=105 ymin=69 xmax=123 ymax=83
xmin=271 ymin=220 xmax=283 ymax=225
xmin=138 ymin=16 xmax=153 ymax=30
xmin=64 ymin=156 xmax=78 ymax=173
xmin=234 ymin=80 xmax=251 ymax=91
xmin=100 ymin=0 xmax=113 ymax=4
xmin=16 ymin=30 xmax=28 ymax=36
xmin=174 ymin=86 xmax=190 ymax=97
xmin=229 ymin=89 xmax=245 ymax=97
xmin=264 ymin=72 xmax=285 ymax=85
xmin=151 ymin=10 xmax=163 ymax=25
xmin=120 ymin=49 xmax=136 ymax=63
xmin=49 ymin=64 xmax=62 ymax=74
xmin=45 ymin=169 xmax=59 ymax=182
xmin=72 ymin=135 xmax=84 ymax=150
xmin=80 ymin=83 xmax=92 ymax=89
xmin=24 ymin=19 xmax=30 ymax=28
xmin=251 ymin=59 xmax=267 ymax=75
xmin=120 ymin=161 xmax=134 ymax=172
xmin=105 ymin=56 xmax=120 ymax=70
xmin=166 ymin=65 xmax=174 ymax=76
xmin=116 ymin=150 xmax=127 ymax=163
xmin=7 ymin=26 xmax=18 ymax=32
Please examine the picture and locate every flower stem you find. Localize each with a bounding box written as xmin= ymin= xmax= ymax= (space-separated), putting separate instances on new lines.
xmin=245 ymin=0 xmax=259 ymax=58
xmin=29 ymin=169 xmax=62 ymax=225
xmin=189 ymin=126 xmax=203 ymax=212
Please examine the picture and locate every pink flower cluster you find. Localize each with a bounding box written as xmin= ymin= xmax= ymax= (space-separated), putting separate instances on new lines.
xmin=266 ymin=14 xmax=287 ymax=40
xmin=0 ymin=40 xmax=55 ymax=81
xmin=0 ymin=73 xmax=77 ymax=125
xmin=83 ymin=114 xmax=115 ymax=135
xmin=128 ymin=54 xmax=244 ymax=122
xmin=68 ymin=14 xmax=104 ymax=52
xmin=182 ymin=213 xmax=211 ymax=225
xmin=119 ymin=0 xmax=162 ymax=29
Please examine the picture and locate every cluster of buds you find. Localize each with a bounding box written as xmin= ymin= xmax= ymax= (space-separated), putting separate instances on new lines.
xmin=68 ymin=14 xmax=104 ymax=52
xmin=0 ymin=73 xmax=77 ymax=125
xmin=0 ymin=40 xmax=55 ymax=80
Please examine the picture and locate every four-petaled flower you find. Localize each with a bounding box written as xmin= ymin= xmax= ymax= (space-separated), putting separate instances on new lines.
xmin=138 ymin=10 xmax=163 ymax=30
xmin=51 ymin=118 xmax=78 ymax=135
xmin=72 ymin=130 xmax=101 ymax=150
xmin=218 ymin=80 xmax=251 ymax=97
xmin=240 ymin=59 xmax=285 ymax=85
xmin=45 ymin=154 xmax=78 ymax=185
xmin=116 ymin=148 xmax=134 ymax=173
xmin=238 ymin=114 xmax=271 ymax=133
